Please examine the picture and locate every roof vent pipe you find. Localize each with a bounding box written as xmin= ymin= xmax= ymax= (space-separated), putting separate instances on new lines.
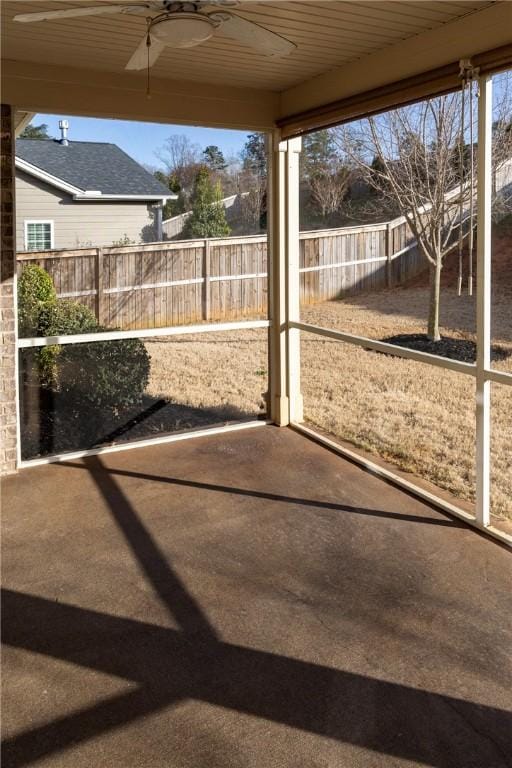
xmin=58 ymin=119 xmax=69 ymax=146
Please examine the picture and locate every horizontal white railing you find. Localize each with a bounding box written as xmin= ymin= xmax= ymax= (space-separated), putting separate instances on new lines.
xmin=18 ymin=319 xmax=270 ymax=348
xmin=291 ymin=321 xmax=477 ymax=376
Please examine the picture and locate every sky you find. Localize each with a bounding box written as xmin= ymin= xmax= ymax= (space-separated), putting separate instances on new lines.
xmin=33 ymin=113 xmax=252 ymax=170
xmin=29 ymin=73 xmax=510 ymax=170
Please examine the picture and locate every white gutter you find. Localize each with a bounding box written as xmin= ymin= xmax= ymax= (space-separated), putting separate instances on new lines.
xmin=73 ymin=193 xmax=176 ymax=201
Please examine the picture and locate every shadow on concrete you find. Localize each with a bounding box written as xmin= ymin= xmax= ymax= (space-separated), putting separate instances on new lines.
xmin=2 ymin=455 xmax=510 ymax=768
xmin=3 ymin=587 xmax=512 ymax=768
xmin=20 ymin=387 xmax=259 ymax=462
xmin=60 ymin=459 xmax=463 ymax=529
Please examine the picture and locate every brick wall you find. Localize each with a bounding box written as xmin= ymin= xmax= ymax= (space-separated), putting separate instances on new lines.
xmin=1 ymin=104 xmax=17 ymax=474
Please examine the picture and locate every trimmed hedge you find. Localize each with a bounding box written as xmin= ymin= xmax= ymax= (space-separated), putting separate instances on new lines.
xmin=58 ymin=335 xmax=150 ymax=415
xmin=38 ymin=300 xmax=99 ymax=336
xmin=18 ymin=264 xmax=151 ymax=450
xmin=18 ymin=264 xmax=56 ymax=335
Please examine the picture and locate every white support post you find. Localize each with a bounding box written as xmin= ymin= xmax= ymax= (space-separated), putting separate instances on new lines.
xmin=475 ymin=74 xmax=492 ymax=528
xmin=286 ymin=137 xmax=303 ymax=423
xmin=268 ymin=132 xmax=302 ymax=425
xmin=268 ymin=130 xmax=289 ymax=425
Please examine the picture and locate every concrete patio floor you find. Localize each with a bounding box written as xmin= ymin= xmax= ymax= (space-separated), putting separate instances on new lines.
xmin=2 ymin=425 xmax=512 ymax=768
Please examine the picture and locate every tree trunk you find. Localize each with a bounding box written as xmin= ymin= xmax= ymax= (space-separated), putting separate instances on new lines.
xmin=427 ymin=259 xmax=442 ymax=342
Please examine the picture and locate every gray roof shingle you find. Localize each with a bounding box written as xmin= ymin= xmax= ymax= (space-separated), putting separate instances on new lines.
xmin=16 ymin=139 xmax=170 ymax=198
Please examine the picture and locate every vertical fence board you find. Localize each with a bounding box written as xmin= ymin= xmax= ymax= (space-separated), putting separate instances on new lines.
xmin=17 ymin=222 xmax=431 ymax=330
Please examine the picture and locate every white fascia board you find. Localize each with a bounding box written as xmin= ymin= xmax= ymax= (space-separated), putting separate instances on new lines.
xmin=15 ymin=156 xmax=84 ymax=195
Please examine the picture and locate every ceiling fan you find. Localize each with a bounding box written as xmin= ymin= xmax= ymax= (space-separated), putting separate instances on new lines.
xmin=13 ymin=1 xmax=297 ymax=70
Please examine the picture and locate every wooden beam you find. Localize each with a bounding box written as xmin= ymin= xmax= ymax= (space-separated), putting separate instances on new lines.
xmin=1 ymin=59 xmax=279 ymax=131
xmin=13 ymin=109 xmax=35 ymax=137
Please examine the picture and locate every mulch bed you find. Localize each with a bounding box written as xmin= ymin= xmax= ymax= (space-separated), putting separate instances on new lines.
xmin=380 ymin=334 xmax=511 ymax=363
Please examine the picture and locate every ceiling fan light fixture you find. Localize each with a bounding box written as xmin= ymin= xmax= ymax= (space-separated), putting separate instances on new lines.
xmin=150 ymin=13 xmax=216 ymax=48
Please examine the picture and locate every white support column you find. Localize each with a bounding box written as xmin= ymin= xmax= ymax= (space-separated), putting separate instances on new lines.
xmin=475 ymin=74 xmax=492 ymax=528
xmin=268 ymin=132 xmax=302 ymax=425
xmin=268 ymin=130 xmax=289 ymax=425
xmin=285 ymin=136 xmax=303 ymax=423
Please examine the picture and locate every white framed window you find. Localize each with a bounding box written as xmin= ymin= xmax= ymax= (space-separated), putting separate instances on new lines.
xmin=24 ymin=220 xmax=54 ymax=251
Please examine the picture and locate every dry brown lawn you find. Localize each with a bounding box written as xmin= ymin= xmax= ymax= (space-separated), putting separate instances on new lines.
xmin=146 ymin=235 xmax=512 ymax=520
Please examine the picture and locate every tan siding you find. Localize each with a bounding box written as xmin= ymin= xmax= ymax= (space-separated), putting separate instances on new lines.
xmin=15 ymin=170 xmax=158 ymax=250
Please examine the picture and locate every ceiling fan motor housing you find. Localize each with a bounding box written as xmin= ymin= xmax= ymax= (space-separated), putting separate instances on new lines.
xmin=12 ymin=0 xmax=296 ymax=65
xmin=150 ymin=10 xmax=217 ymax=48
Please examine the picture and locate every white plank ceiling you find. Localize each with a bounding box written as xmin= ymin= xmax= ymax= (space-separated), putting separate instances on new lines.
xmin=1 ymin=1 xmax=496 ymax=91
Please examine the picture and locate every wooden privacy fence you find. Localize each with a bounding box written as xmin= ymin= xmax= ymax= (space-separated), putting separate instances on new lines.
xmin=17 ymin=217 xmax=423 ymax=330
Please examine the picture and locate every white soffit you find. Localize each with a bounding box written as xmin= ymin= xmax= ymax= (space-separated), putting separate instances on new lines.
xmin=1 ymin=0 xmax=497 ymax=92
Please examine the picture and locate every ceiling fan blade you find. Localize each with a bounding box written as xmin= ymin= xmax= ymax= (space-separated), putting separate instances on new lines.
xmin=13 ymin=4 xmax=153 ymax=23
xmin=125 ymin=33 xmax=165 ymax=70
xmin=210 ymin=12 xmax=296 ymax=57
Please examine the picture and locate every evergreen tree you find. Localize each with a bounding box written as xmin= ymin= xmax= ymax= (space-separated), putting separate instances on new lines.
xmin=301 ymin=129 xmax=350 ymax=222
xmin=203 ymin=145 xmax=227 ymax=171
xmin=211 ymin=180 xmax=231 ymax=235
xmin=154 ymin=170 xmax=169 ymax=187
xmin=184 ymin=167 xmax=231 ymax=238
xmin=302 ymin=130 xmax=337 ymax=179
xmin=239 ymin=134 xmax=267 ymax=229
xmin=20 ymin=123 xmax=51 ymax=140
xmin=369 ymin=155 xmax=388 ymax=196
xmin=241 ymin=133 xmax=266 ymax=177
xmin=154 ymin=170 xmax=185 ymax=218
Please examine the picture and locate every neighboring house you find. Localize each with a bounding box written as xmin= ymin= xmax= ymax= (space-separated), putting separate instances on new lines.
xmin=15 ymin=127 xmax=173 ymax=251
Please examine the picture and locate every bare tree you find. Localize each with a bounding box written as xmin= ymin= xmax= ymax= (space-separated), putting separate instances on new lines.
xmin=491 ymin=71 xmax=512 ymax=219
xmin=336 ymin=94 xmax=468 ymax=341
xmin=335 ymin=83 xmax=511 ymax=342
xmin=239 ymin=169 xmax=266 ymax=229
xmin=310 ymin=167 xmax=352 ymax=220
xmin=155 ymin=134 xmax=202 ymax=193
xmin=301 ymin=130 xmax=351 ymax=222
xmin=156 ymin=134 xmax=201 ymax=174
xmin=238 ymin=134 xmax=267 ymax=229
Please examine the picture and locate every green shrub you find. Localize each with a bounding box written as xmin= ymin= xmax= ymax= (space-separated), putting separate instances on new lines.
xmin=38 ymin=300 xmax=99 ymax=336
xmin=57 ymin=335 xmax=150 ymax=415
xmin=111 ymin=234 xmax=135 ymax=247
xmin=184 ymin=167 xmax=231 ymax=239
xmin=18 ymin=264 xmax=151 ymax=449
xmin=37 ymin=300 xmax=100 ymax=385
xmin=18 ymin=264 xmax=56 ymax=335
xmin=40 ymin=300 xmax=151 ymax=416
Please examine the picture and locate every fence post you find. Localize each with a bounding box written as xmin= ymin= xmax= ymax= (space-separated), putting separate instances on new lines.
xmin=203 ymin=239 xmax=211 ymax=322
xmin=386 ymin=222 xmax=393 ymax=288
xmin=95 ymin=247 xmax=104 ymax=324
